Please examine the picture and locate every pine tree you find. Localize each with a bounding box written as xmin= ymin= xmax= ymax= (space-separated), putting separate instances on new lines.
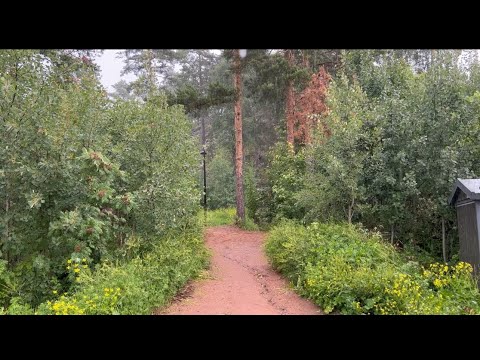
xmin=233 ymin=49 xmax=245 ymax=222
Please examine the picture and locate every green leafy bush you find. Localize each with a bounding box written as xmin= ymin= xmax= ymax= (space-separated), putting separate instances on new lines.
xmin=238 ymin=215 xmax=259 ymax=231
xmin=108 ymin=95 xmax=200 ymax=238
xmin=202 ymin=208 xmax=258 ymax=230
xmin=206 ymin=150 xmax=235 ymax=210
xmin=33 ymin=230 xmax=208 ymax=315
xmin=0 ymin=50 xmax=201 ymax=308
xmin=264 ymin=144 xmax=306 ymax=223
xmin=5 ymin=297 xmax=35 ymax=315
xmin=245 ymin=165 xmax=260 ymax=221
xmin=262 ymin=51 xmax=480 ymax=257
xmin=0 ymin=260 xmax=16 ymax=308
xmin=265 ymin=221 xmax=480 ymax=314
xmin=203 ymin=208 xmax=236 ymax=227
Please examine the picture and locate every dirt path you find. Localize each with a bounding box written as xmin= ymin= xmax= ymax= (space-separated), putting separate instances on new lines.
xmin=158 ymin=226 xmax=321 ymax=315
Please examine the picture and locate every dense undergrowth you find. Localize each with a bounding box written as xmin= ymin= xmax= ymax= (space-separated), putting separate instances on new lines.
xmin=202 ymin=208 xmax=258 ymax=230
xmin=5 ymin=49 xmax=480 ymax=315
xmin=2 ymin=229 xmax=208 ymax=315
xmin=265 ymin=221 xmax=480 ymax=315
xmin=0 ymin=50 xmax=206 ymax=314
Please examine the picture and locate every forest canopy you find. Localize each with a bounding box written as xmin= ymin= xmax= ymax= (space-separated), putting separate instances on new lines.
xmin=2 ymin=49 xmax=480 ymax=314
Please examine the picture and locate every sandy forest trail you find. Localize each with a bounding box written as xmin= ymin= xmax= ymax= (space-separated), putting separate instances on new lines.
xmin=158 ymin=226 xmax=321 ymax=315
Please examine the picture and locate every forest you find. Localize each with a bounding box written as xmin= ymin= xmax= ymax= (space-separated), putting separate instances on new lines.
xmin=2 ymin=49 xmax=480 ymax=315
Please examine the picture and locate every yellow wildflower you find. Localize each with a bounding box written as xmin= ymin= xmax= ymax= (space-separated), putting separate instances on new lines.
xmin=67 ymin=259 xmax=72 ymax=264
xmin=74 ymin=268 xmax=80 ymax=273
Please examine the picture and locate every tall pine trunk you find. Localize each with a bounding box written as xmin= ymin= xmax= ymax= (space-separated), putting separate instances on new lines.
xmin=233 ymin=50 xmax=245 ymax=222
xmin=200 ymin=113 xmax=206 ymax=146
xmin=442 ymin=217 xmax=447 ymax=262
xmin=285 ymin=49 xmax=295 ymax=149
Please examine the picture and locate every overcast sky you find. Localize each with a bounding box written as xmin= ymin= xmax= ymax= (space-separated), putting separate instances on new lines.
xmin=94 ymin=49 xmax=224 ymax=93
xmin=94 ymin=50 xmax=136 ymax=92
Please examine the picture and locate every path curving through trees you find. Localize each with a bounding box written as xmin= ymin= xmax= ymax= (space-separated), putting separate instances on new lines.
xmin=158 ymin=226 xmax=321 ymax=315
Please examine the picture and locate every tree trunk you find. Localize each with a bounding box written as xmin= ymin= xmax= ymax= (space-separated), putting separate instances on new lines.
xmin=200 ymin=113 xmax=206 ymax=147
xmin=301 ymin=50 xmax=310 ymax=69
xmin=233 ymin=50 xmax=245 ymax=223
xmin=347 ymin=196 xmax=355 ymax=224
xmin=301 ymin=50 xmax=313 ymax=145
xmin=4 ymin=196 xmax=9 ymax=264
xmin=198 ymin=55 xmax=207 ymax=149
xmin=442 ymin=217 xmax=447 ymax=263
xmin=145 ymin=49 xmax=156 ymax=95
xmin=285 ymin=49 xmax=295 ymax=149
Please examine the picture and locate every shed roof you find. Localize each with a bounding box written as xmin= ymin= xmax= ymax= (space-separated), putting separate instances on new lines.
xmin=448 ymin=179 xmax=480 ymax=205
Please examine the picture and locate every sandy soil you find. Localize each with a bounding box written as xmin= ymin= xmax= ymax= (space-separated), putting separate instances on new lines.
xmin=158 ymin=226 xmax=321 ymax=315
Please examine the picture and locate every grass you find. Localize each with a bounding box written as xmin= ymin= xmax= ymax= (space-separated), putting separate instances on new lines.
xmin=202 ymin=208 xmax=236 ymax=227
xmin=200 ymin=207 xmax=259 ymax=230
xmin=265 ymin=220 xmax=480 ymax=315
xmin=4 ymin=230 xmax=210 ymax=315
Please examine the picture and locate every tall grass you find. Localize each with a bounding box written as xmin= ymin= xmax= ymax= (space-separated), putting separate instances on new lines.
xmin=201 ymin=207 xmax=258 ymax=230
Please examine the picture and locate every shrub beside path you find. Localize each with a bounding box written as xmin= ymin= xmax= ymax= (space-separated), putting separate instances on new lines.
xmin=157 ymin=225 xmax=321 ymax=315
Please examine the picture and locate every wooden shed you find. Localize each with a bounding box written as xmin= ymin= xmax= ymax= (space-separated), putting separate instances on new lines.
xmin=449 ymin=179 xmax=480 ymax=271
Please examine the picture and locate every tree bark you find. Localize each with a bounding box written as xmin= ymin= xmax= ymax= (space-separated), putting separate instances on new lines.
xmin=200 ymin=113 xmax=206 ymax=147
xmin=347 ymin=196 xmax=355 ymax=224
xmin=198 ymin=55 xmax=207 ymax=149
xmin=285 ymin=49 xmax=295 ymax=149
xmin=442 ymin=217 xmax=447 ymax=262
xmin=145 ymin=49 xmax=156 ymax=94
xmin=4 ymin=196 xmax=9 ymax=264
xmin=233 ymin=50 xmax=245 ymax=222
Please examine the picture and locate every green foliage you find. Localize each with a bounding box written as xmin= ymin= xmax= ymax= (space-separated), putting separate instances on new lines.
xmin=34 ymin=230 xmax=208 ymax=315
xmin=206 ymin=150 xmax=235 ymax=210
xmin=0 ymin=50 xmax=202 ymax=309
xmin=203 ymin=208 xmax=236 ymax=227
xmin=13 ymin=256 xmax=61 ymax=308
xmin=245 ymin=165 xmax=260 ymax=221
xmin=6 ymin=48 xmax=480 ymax=312
xmin=237 ymin=215 xmax=259 ymax=231
xmin=49 ymin=149 xmax=134 ymax=259
xmin=108 ymin=94 xmax=200 ymax=238
xmin=296 ymin=75 xmax=370 ymax=224
xmin=349 ymin=50 xmax=479 ymax=254
xmin=0 ymin=260 xmax=16 ymax=308
xmin=202 ymin=207 xmax=258 ymax=231
xmin=265 ymin=221 xmax=480 ymax=314
xmin=264 ymin=50 xmax=480 ymax=257
xmin=5 ymin=297 xmax=35 ymax=315
xmin=264 ymin=143 xmax=306 ymax=223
